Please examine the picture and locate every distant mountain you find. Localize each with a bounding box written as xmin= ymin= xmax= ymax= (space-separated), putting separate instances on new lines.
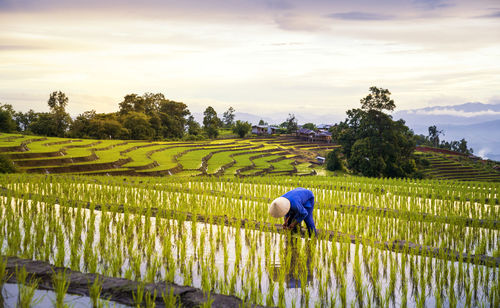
xmin=394 ymin=102 xmax=500 ymax=160
xmin=394 ymin=102 xmax=500 ymax=127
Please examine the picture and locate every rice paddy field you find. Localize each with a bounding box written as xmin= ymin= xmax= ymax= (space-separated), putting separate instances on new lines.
xmin=0 ymin=172 xmax=499 ymax=307
xmin=0 ymin=133 xmax=337 ymax=177
xmin=1 ymin=133 xmax=500 ymax=307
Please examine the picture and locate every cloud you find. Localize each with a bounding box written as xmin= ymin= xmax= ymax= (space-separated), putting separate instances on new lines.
xmin=410 ymin=108 xmax=500 ymax=117
xmin=477 ymin=147 xmax=490 ymax=159
xmin=0 ymin=44 xmax=46 ymax=51
xmin=412 ymin=0 xmax=452 ymax=10
xmin=326 ymin=11 xmax=395 ymax=21
xmin=477 ymin=10 xmax=500 ymax=18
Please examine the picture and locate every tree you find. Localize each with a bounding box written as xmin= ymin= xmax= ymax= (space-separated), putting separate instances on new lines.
xmin=157 ymin=100 xmax=190 ymax=139
xmin=203 ymin=106 xmax=221 ymax=138
xmin=14 ymin=109 xmax=37 ymax=132
xmin=119 ymin=94 xmax=143 ymax=115
xmin=0 ymin=104 xmax=17 ymax=132
xmin=360 ymin=86 xmax=395 ymax=111
xmin=42 ymin=91 xmax=72 ymax=137
xmin=457 ymin=138 xmax=473 ymax=154
xmin=302 ymin=123 xmax=316 ymax=131
xmin=326 ymin=149 xmax=343 ymax=171
xmin=29 ymin=113 xmax=59 ymax=136
xmin=283 ymin=114 xmax=298 ymax=134
xmin=123 ymin=112 xmax=154 ymax=140
xmin=428 ymin=125 xmax=443 ymax=148
xmin=70 ymin=111 xmax=128 ymax=139
xmin=222 ymin=107 xmax=235 ymax=128
xmin=232 ymin=120 xmax=252 ymax=138
xmin=258 ymin=119 xmax=268 ymax=126
xmin=186 ymin=115 xmax=201 ymax=136
xmin=118 ymin=93 xmax=190 ymax=139
xmin=332 ymin=87 xmax=420 ymax=178
xmin=0 ymin=155 xmax=16 ymax=173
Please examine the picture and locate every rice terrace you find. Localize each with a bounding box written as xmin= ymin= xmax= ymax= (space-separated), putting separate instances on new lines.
xmin=0 ymin=132 xmax=499 ymax=307
xmin=2 ymin=0 xmax=500 ymax=307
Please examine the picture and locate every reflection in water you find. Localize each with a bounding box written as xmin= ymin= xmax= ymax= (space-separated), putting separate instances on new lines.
xmin=271 ymin=236 xmax=314 ymax=289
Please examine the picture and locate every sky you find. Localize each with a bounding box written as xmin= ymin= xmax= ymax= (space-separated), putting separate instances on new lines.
xmin=1 ymin=0 xmax=499 ymax=123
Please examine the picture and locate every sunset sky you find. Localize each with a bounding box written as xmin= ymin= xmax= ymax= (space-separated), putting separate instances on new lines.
xmin=1 ymin=0 xmax=499 ymax=123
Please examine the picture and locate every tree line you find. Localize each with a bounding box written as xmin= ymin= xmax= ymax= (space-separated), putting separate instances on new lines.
xmin=0 ymin=91 xmax=303 ymax=140
xmin=414 ymin=125 xmax=473 ymax=155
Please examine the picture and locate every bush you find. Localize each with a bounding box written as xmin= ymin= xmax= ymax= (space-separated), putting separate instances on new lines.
xmin=183 ymin=134 xmax=206 ymax=141
xmin=0 ymin=155 xmax=16 ymax=173
xmin=326 ymin=150 xmax=343 ymax=171
xmin=232 ymin=120 xmax=252 ymax=138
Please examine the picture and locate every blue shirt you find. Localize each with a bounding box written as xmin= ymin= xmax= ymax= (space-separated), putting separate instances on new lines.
xmin=282 ymin=188 xmax=315 ymax=223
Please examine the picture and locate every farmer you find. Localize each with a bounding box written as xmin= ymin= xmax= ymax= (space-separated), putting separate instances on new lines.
xmin=269 ymin=187 xmax=317 ymax=236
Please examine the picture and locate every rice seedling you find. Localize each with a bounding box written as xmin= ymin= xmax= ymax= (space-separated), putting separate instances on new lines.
xmin=0 ymin=173 xmax=498 ymax=307
xmin=89 ymin=276 xmax=103 ymax=308
xmin=52 ymin=269 xmax=70 ymax=308
xmin=16 ymin=266 xmax=42 ymax=308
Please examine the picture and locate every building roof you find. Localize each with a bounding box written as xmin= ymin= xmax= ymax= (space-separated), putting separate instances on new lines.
xmin=298 ymin=128 xmax=315 ymax=135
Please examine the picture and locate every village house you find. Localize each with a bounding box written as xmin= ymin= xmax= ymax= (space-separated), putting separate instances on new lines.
xmin=252 ymin=125 xmax=278 ymax=135
xmin=316 ymin=124 xmax=333 ymax=132
xmin=297 ymin=127 xmax=332 ymax=143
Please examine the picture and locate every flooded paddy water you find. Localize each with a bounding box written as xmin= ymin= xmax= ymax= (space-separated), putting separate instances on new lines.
xmin=0 ymin=174 xmax=499 ymax=307
xmin=1 ymin=196 xmax=498 ymax=307
xmin=1 ymin=283 xmax=131 ymax=307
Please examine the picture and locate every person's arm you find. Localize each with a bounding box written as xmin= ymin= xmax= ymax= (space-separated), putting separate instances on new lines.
xmin=285 ymin=219 xmax=299 ymax=230
xmin=283 ymin=216 xmax=290 ymax=227
xmin=283 ymin=203 xmax=307 ymax=231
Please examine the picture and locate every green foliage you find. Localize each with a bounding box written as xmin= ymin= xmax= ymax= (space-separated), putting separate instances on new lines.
xmin=123 ymin=112 xmax=155 ymax=140
xmin=415 ymin=126 xmax=474 ymax=155
xmin=0 ymin=104 xmax=17 ymax=132
xmin=28 ymin=91 xmax=72 ymax=137
xmin=186 ymin=115 xmax=201 ymax=136
xmin=281 ymin=113 xmax=298 ymax=134
xmin=232 ymin=120 xmax=251 ymax=138
xmin=70 ymin=111 xmax=128 ymax=139
xmin=332 ymin=87 xmax=419 ymax=178
xmin=302 ymin=123 xmax=316 ymax=131
xmin=0 ymin=155 xmax=17 ymax=174
xmin=203 ymin=106 xmax=221 ymax=138
xmin=326 ymin=149 xmax=343 ymax=171
xmin=14 ymin=109 xmax=37 ymax=132
xmin=222 ymin=106 xmax=235 ymax=128
xmin=117 ymin=93 xmax=190 ymax=140
xmin=360 ymin=86 xmax=395 ymax=112
xmin=428 ymin=125 xmax=442 ymax=148
xmin=48 ymin=91 xmax=72 ymax=137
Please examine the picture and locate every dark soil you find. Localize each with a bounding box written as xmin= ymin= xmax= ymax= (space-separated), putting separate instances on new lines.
xmin=2 ymin=256 xmax=269 ymax=308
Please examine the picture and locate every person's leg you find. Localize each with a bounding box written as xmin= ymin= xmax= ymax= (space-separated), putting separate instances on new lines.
xmin=303 ymin=205 xmax=317 ymax=236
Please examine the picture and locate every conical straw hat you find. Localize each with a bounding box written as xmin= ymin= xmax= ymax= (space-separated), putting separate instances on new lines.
xmin=269 ymin=197 xmax=291 ymax=218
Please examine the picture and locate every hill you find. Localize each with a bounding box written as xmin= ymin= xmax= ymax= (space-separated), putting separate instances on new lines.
xmin=394 ymin=102 xmax=500 ymax=160
xmin=0 ymin=133 xmax=337 ymax=177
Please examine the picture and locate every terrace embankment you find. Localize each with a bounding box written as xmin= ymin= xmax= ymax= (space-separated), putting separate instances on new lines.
xmin=2 ymin=256 xmax=269 ymax=308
